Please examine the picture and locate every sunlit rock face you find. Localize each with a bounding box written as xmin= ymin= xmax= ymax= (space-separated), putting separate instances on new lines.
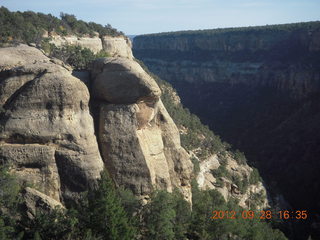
xmin=0 ymin=45 xmax=104 ymax=205
xmin=91 ymin=57 xmax=193 ymax=202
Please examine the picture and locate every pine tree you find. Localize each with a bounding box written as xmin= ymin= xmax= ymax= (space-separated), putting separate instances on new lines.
xmin=144 ymin=190 xmax=176 ymax=240
xmin=88 ymin=170 xmax=136 ymax=240
xmin=172 ymin=189 xmax=191 ymax=240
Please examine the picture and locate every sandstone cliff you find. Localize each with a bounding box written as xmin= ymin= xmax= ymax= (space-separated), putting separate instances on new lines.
xmin=0 ymin=45 xmax=104 ymax=205
xmin=0 ymin=44 xmax=193 ymax=209
xmin=49 ymin=34 xmax=133 ymax=59
xmin=91 ymin=57 xmax=193 ymax=202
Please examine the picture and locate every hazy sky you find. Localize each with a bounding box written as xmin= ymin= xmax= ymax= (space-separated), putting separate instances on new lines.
xmin=1 ymin=0 xmax=319 ymax=35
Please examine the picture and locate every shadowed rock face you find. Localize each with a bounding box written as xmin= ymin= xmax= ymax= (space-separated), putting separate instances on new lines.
xmin=92 ymin=57 xmax=193 ymax=202
xmin=133 ymin=23 xmax=320 ymax=237
xmin=0 ymin=45 xmax=104 ymax=204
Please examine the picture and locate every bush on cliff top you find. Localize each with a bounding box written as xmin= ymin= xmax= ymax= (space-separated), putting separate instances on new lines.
xmin=0 ymin=7 xmax=123 ymax=44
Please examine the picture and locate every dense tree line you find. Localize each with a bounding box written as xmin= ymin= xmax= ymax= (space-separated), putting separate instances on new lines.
xmin=136 ymin=21 xmax=320 ymax=38
xmin=0 ymin=7 xmax=123 ymax=45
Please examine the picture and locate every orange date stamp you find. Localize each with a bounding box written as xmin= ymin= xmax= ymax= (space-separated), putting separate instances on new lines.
xmin=210 ymin=210 xmax=308 ymax=220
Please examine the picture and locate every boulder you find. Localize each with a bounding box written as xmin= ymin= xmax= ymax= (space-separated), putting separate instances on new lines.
xmin=91 ymin=57 xmax=161 ymax=104
xmin=24 ymin=187 xmax=64 ymax=219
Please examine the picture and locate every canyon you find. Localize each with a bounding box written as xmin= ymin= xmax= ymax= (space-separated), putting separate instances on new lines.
xmin=0 ymin=36 xmax=268 ymax=216
xmin=133 ymin=21 xmax=320 ymax=238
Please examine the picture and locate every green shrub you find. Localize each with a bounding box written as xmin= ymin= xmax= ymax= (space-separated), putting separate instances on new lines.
xmin=250 ymin=167 xmax=262 ymax=185
xmin=0 ymin=7 xmax=123 ymax=45
xmin=233 ymin=150 xmax=247 ymax=165
xmin=191 ymin=156 xmax=200 ymax=175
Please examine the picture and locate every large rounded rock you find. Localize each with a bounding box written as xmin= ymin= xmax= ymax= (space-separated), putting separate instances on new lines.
xmin=91 ymin=57 xmax=161 ymax=104
xmin=0 ymin=45 xmax=104 ymax=204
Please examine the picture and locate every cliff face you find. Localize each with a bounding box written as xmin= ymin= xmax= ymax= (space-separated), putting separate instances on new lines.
xmin=49 ymin=34 xmax=134 ymax=59
xmin=134 ymin=23 xmax=320 ymax=96
xmin=133 ymin=22 xmax=320 ymax=237
xmin=0 ymin=45 xmax=104 ymax=206
xmin=0 ymin=43 xmax=193 ymax=209
xmin=91 ymin=57 xmax=193 ymax=202
xmin=197 ymin=154 xmax=269 ymax=210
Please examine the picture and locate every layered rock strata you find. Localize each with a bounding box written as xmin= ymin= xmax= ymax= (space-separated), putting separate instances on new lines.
xmin=49 ymin=35 xmax=134 ymax=59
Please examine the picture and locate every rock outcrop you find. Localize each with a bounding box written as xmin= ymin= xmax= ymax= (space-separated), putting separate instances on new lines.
xmin=197 ymin=154 xmax=269 ymax=210
xmin=102 ymin=36 xmax=134 ymax=59
xmin=49 ymin=35 xmax=103 ymax=54
xmin=0 ymin=45 xmax=104 ymax=204
xmin=23 ymin=187 xmax=64 ymax=219
xmin=91 ymin=57 xmax=193 ymax=202
xmin=49 ymin=34 xmax=134 ymax=59
xmin=91 ymin=58 xmax=161 ymax=104
xmin=0 ymin=44 xmax=193 ymax=209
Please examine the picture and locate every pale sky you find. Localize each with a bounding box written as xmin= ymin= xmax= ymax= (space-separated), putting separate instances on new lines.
xmin=1 ymin=0 xmax=319 ymax=35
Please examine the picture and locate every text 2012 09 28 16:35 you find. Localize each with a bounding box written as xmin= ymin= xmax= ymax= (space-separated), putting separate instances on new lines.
xmin=211 ymin=210 xmax=308 ymax=220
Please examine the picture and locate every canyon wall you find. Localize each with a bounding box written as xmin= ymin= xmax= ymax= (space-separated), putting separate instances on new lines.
xmin=133 ymin=22 xmax=320 ymax=238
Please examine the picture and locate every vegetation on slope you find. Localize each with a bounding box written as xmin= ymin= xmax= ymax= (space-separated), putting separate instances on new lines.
xmin=0 ymin=166 xmax=287 ymax=240
xmin=0 ymin=7 xmax=123 ymax=45
xmin=41 ymin=40 xmax=110 ymax=70
xmin=136 ymin=59 xmax=228 ymax=160
xmin=136 ymin=21 xmax=320 ymax=38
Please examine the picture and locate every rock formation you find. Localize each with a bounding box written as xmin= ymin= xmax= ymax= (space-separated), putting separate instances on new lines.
xmin=0 ymin=43 xmax=193 ymax=209
xmin=133 ymin=21 xmax=320 ymax=231
xmin=0 ymin=45 xmax=104 ymax=205
xmin=49 ymin=35 xmax=103 ymax=54
xmin=91 ymin=57 xmax=193 ymax=202
xmin=196 ymin=154 xmax=269 ymax=210
xmin=102 ymin=36 xmax=134 ymax=59
xmin=49 ymin=34 xmax=134 ymax=59
xmin=133 ymin=22 xmax=320 ymax=97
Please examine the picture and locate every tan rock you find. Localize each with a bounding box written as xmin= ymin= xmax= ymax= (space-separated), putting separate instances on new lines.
xmin=102 ymin=36 xmax=133 ymax=59
xmin=24 ymin=187 xmax=64 ymax=219
xmin=98 ymin=100 xmax=193 ymax=202
xmin=196 ymin=153 xmax=269 ymax=209
xmin=0 ymin=45 xmax=104 ymax=203
xmin=49 ymin=35 xmax=103 ymax=54
xmin=93 ymin=57 xmax=193 ymax=201
xmin=91 ymin=57 xmax=161 ymax=104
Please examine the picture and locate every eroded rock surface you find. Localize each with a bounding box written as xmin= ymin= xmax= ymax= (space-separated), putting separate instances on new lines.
xmin=91 ymin=57 xmax=161 ymax=104
xmin=49 ymin=35 xmax=103 ymax=54
xmin=24 ymin=187 xmax=64 ymax=219
xmin=102 ymin=36 xmax=133 ymax=59
xmin=197 ymin=154 xmax=269 ymax=210
xmin=92 ymin=57 xmax=193 ymax=202
xmin=0 ymin=44 xmax=193 ymax=209
xmin=0 ymin=44 xmax=104 ymax=204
